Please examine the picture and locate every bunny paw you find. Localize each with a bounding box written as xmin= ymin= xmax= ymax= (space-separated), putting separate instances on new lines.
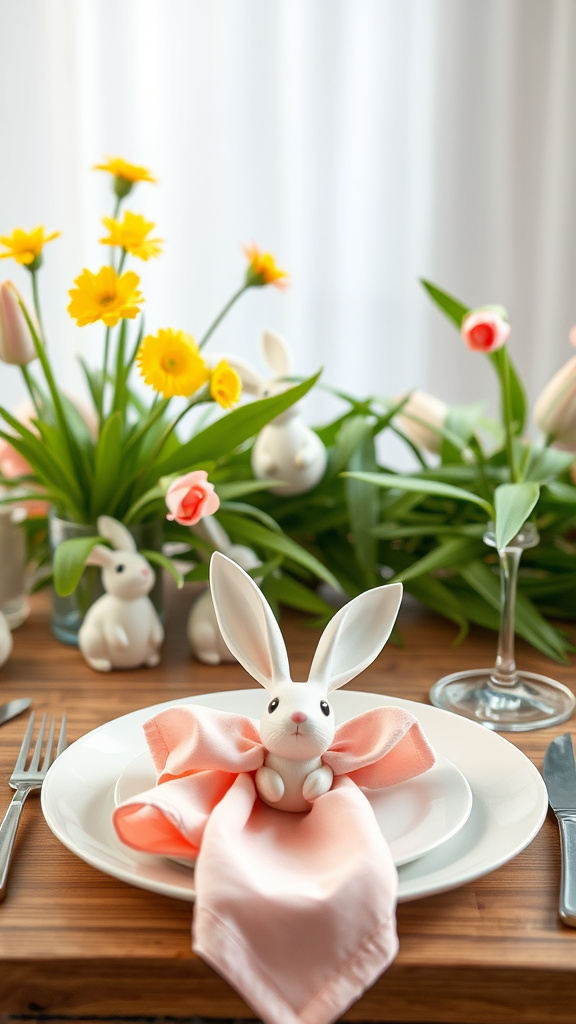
xmin=302 ymin=765 xmax=334 ymax=802
xmin=256 ymin=765 xmax=284 ymax=804
xmin=86 ymin=657 xmax=113 ymax=672
xmin=145 ymin=652 xmax=161 ymax=667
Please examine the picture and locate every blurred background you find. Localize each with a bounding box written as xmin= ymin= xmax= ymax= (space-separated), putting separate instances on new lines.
xmin=0 ymin=0 xmax=575 ymax=466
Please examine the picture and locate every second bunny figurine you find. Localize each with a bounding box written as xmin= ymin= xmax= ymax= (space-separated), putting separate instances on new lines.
xmin=78 ymin=516 xmax=164 ymax=672
xmin=210 ymin=551 xmax=403 ymax=811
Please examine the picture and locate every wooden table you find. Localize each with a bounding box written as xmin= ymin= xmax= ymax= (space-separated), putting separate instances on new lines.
xmin=0 ymin=581 xmax=575 ymax=1024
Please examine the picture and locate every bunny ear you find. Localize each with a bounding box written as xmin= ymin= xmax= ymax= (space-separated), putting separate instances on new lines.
xmin=85 ymin=544 xmax=115 ymax=568
xmin=261 ymin=329 xmax=291 ymax=377
xmin=97 ymin=516 xmax=136 ymax=552
xmin=209 ymin=552 xmax=290 ymax=691
xmin=308 ymin=583 xmax=403 ymax=693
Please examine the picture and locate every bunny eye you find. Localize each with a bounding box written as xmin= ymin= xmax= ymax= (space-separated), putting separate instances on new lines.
xmin=115 ymin=564 xmax=126 ymax=573
xmin=320 ymin=700 xmax=330 ymax=717
xmin=267 ymin=698 xmax=279 ymax=713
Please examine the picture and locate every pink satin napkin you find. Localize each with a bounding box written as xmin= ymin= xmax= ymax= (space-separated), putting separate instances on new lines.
xmin=113 ymin=702 xmax=435 ymax=1024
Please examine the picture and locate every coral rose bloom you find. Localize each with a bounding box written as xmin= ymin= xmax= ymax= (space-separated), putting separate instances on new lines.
xmin=461 ymin=310 xmax=510 ymax=353
xmin=165 ymin=471 xmax=220 ymax=526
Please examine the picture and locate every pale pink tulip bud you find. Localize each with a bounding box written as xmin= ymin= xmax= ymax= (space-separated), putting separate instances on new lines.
xmin=461 ymin=309 xmax=510 ymax=353
xmin=396 ymin=389 xmax=449 ymax=454
xmin=165 ymin=470 xmax=220 ymax=526
xmin=0 ymin=281 xmax=38 ymax=365
xmin=534 ymin=331 xmax=576 ymax=443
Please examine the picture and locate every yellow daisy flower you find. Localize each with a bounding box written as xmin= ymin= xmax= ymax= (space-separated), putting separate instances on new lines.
xmin=243 ymin=243 xmax=289 ymax=289
xmin=67 ymin=266 xmax=144 ymax=328
xmin=94 ymin=157 xmax=157 ymax=184
xmin=94 ymin=157 xmax=157 ymax=200
xmin=210 ymin=359 xmax=242 ymax=409
xmin=100 ymin=211 xmax=163 ymax=261
xmin=136 ymin=328 xmax=209 ymax=398
xmin=0 ymin=226 xmax=60 ymax=268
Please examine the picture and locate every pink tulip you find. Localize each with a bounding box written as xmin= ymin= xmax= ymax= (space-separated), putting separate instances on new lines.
xmin=0 ymin=281 xmax=38 ymax=365
xmin=165 ymin=470 xmax=220 ymax=526
xmin=461 ymin=309 xmax=510 ymax=353
xmin=534 ymin=332 xmax=576 ymax=444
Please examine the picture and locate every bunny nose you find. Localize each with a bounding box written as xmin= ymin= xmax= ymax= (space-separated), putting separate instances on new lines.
xmin=291 ymin=711 xmax=307 ymax=724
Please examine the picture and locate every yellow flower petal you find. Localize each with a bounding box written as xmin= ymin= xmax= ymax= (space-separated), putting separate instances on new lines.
xmin=136 ymin=328 xmax=209 ymax=398
xmin=93 ymin=157 xmax=157 ymax=184
xmin=243 ymin=243 xmax=289 ymax=289
xmin=67 ymin=266 xmax=144 ymax=327
xmin=99 ymin=211 xmax=163 ymax=260
xmin=210 ymin=359 xmax=242 ymax=409
xmin=0 ymin=226 xmax=61 ymax=266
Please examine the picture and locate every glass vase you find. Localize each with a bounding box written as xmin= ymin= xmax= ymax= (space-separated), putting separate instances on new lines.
xmin=0 ymin=506 xmax=29 ymax=628
xmin=429 ymin=522 xmax=576 ymax=731
xmin=49 ymin=512 xmax=164 ymax=646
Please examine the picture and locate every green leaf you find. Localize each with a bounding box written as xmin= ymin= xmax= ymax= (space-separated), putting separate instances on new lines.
xmin=261 ymin=572 xmax=336 ymax=617
xmin=420 ymin=279 xmax=469 ymax=328
xmin=344 ymin=471 xmax=494 ymax=518
xmin=141 ymin=549 xmax=184 ymax=588
xmin=91 ymin=411 xmax=123 ymax=518
xmin=405 ymin=575 xmax=470 ymax=643
xmin=53 ymin=536 xmax=101 ymax=596
xmin=522 ymin=445 xmax=576 ymax=484
xmin=494 ymin=482 xmax=540 ymax=550
xmin=217 ymin=511 xmax=341 ymax=591
xmin=147 ymin=374 xmax=320 ymax=485
xmin=344 ymin=421 xmax=379 ymax=582
xmin=390 ymin=536 xmax=486 ymax=585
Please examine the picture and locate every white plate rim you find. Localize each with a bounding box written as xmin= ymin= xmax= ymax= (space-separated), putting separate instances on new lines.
xmin=41 ymin=688 xmax=548 ymax=903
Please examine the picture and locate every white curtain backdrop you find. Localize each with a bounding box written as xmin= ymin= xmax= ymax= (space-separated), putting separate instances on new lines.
xmin=0 ymin=0 xmax=575 ymax=466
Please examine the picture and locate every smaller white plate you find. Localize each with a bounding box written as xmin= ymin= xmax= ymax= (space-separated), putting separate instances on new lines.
xmin=114 ymin=747 xmax=472 ymax=868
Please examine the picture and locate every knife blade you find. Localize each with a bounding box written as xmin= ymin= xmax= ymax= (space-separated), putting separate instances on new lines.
xmin=0 ymin=698 xmax=32 ymax=728
xmin=543 ymin=733 xmax=576 ymax=927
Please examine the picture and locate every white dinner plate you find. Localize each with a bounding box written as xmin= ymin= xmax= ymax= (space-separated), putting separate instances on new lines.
xmin=41 ymin=688 xmax=548 ymax=902
xmin=113 ymin=747 xmax=473 ymax=868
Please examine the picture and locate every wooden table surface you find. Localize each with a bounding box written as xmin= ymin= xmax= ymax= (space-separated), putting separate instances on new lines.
xmin=1 ymin=580 xmax=576 ymax=1024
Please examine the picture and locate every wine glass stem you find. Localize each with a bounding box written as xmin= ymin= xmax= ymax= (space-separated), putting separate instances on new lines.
xmin=491 ymin=546 xmax=521 ymax=688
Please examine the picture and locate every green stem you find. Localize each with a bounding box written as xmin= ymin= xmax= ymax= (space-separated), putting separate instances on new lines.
xmin=24 ymin=276 xmax=83 ymax=482
xmin=497 ymin=349 xmax=519 ymax=483
xmin=198 ymin=283 xmax=250 ymax=350
xmin=100 ymin=326 xmax=111 ymax=421
xmin=20 ymin=365 xmax=42 ymax=419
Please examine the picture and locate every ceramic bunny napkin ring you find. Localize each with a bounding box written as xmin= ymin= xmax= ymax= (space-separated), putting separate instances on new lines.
xmin=210 ymin=551 xmax=403 ymax=812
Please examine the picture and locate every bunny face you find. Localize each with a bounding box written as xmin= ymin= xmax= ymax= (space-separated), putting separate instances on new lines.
xmin=99 ymin=550 xmax=156 ymax=600
xmin=259 ymin=680 xmax=335 ymax=760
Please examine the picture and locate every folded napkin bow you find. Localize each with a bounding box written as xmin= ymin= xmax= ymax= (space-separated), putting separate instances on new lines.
xmin=114 ymin=702 xmax=434 ymax=1024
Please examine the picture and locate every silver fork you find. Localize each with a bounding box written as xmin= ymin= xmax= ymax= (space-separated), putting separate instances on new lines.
xmin=0 ymin=712 xmax=67 ymax=902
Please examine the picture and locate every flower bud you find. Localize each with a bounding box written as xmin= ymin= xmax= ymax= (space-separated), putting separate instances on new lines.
xmin=0 ymin=281 xmax=38 ymax=365
xmin=461 ymin=309 xmax=510 ymax=353
xmin=534 ymin=333 xmax=576 ymax=443
xmin=396 ymin=390 xmax=449 ymax=454
xmin=165 ymin=470 xmax=220 ymax=526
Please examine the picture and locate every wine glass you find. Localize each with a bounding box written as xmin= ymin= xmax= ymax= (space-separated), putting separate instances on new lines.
xmin=429 ymin=522 xmax=576 ymax=731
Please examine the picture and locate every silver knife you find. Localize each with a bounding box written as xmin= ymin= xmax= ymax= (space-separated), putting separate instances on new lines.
xmin=0 ymin=699 xmax=32 ymax=727
xmin=543 ymin=733 xmax=576 ymax=927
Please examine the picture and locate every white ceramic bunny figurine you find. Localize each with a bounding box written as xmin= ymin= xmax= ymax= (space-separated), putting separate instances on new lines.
xmin=210 ymin=551 xmax=403 ymax=812
xmin=78 ymin=516 xmax=164 ymax=672
xmin=187 ymin=517 xmax=262 ymax=665
xmin=229 ymin=329 xmax=327 ymax=496
xmin=0 ymin=611 xmax=13 ymax=668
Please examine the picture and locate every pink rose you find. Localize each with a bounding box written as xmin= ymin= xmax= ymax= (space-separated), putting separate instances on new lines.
xmin=461 ymin=310 xmax=510 ymax=353
xmin=165 ymin=470 xmax=220 ymax=526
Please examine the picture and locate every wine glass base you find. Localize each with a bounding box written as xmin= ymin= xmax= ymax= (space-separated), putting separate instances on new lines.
xmin=430 ymin=668 xmax=576 ymax=731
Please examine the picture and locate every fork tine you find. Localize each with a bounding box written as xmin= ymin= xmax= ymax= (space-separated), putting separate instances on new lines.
xmin=28 ymin=713 xmax=47 ymax=772
xmin=40 ymin=715 xmax=56 ymax=772
xmin=13 ymin=712 xmax=36 ymax=773
xmin=56 ymin=713 xmax=67 ymax=757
